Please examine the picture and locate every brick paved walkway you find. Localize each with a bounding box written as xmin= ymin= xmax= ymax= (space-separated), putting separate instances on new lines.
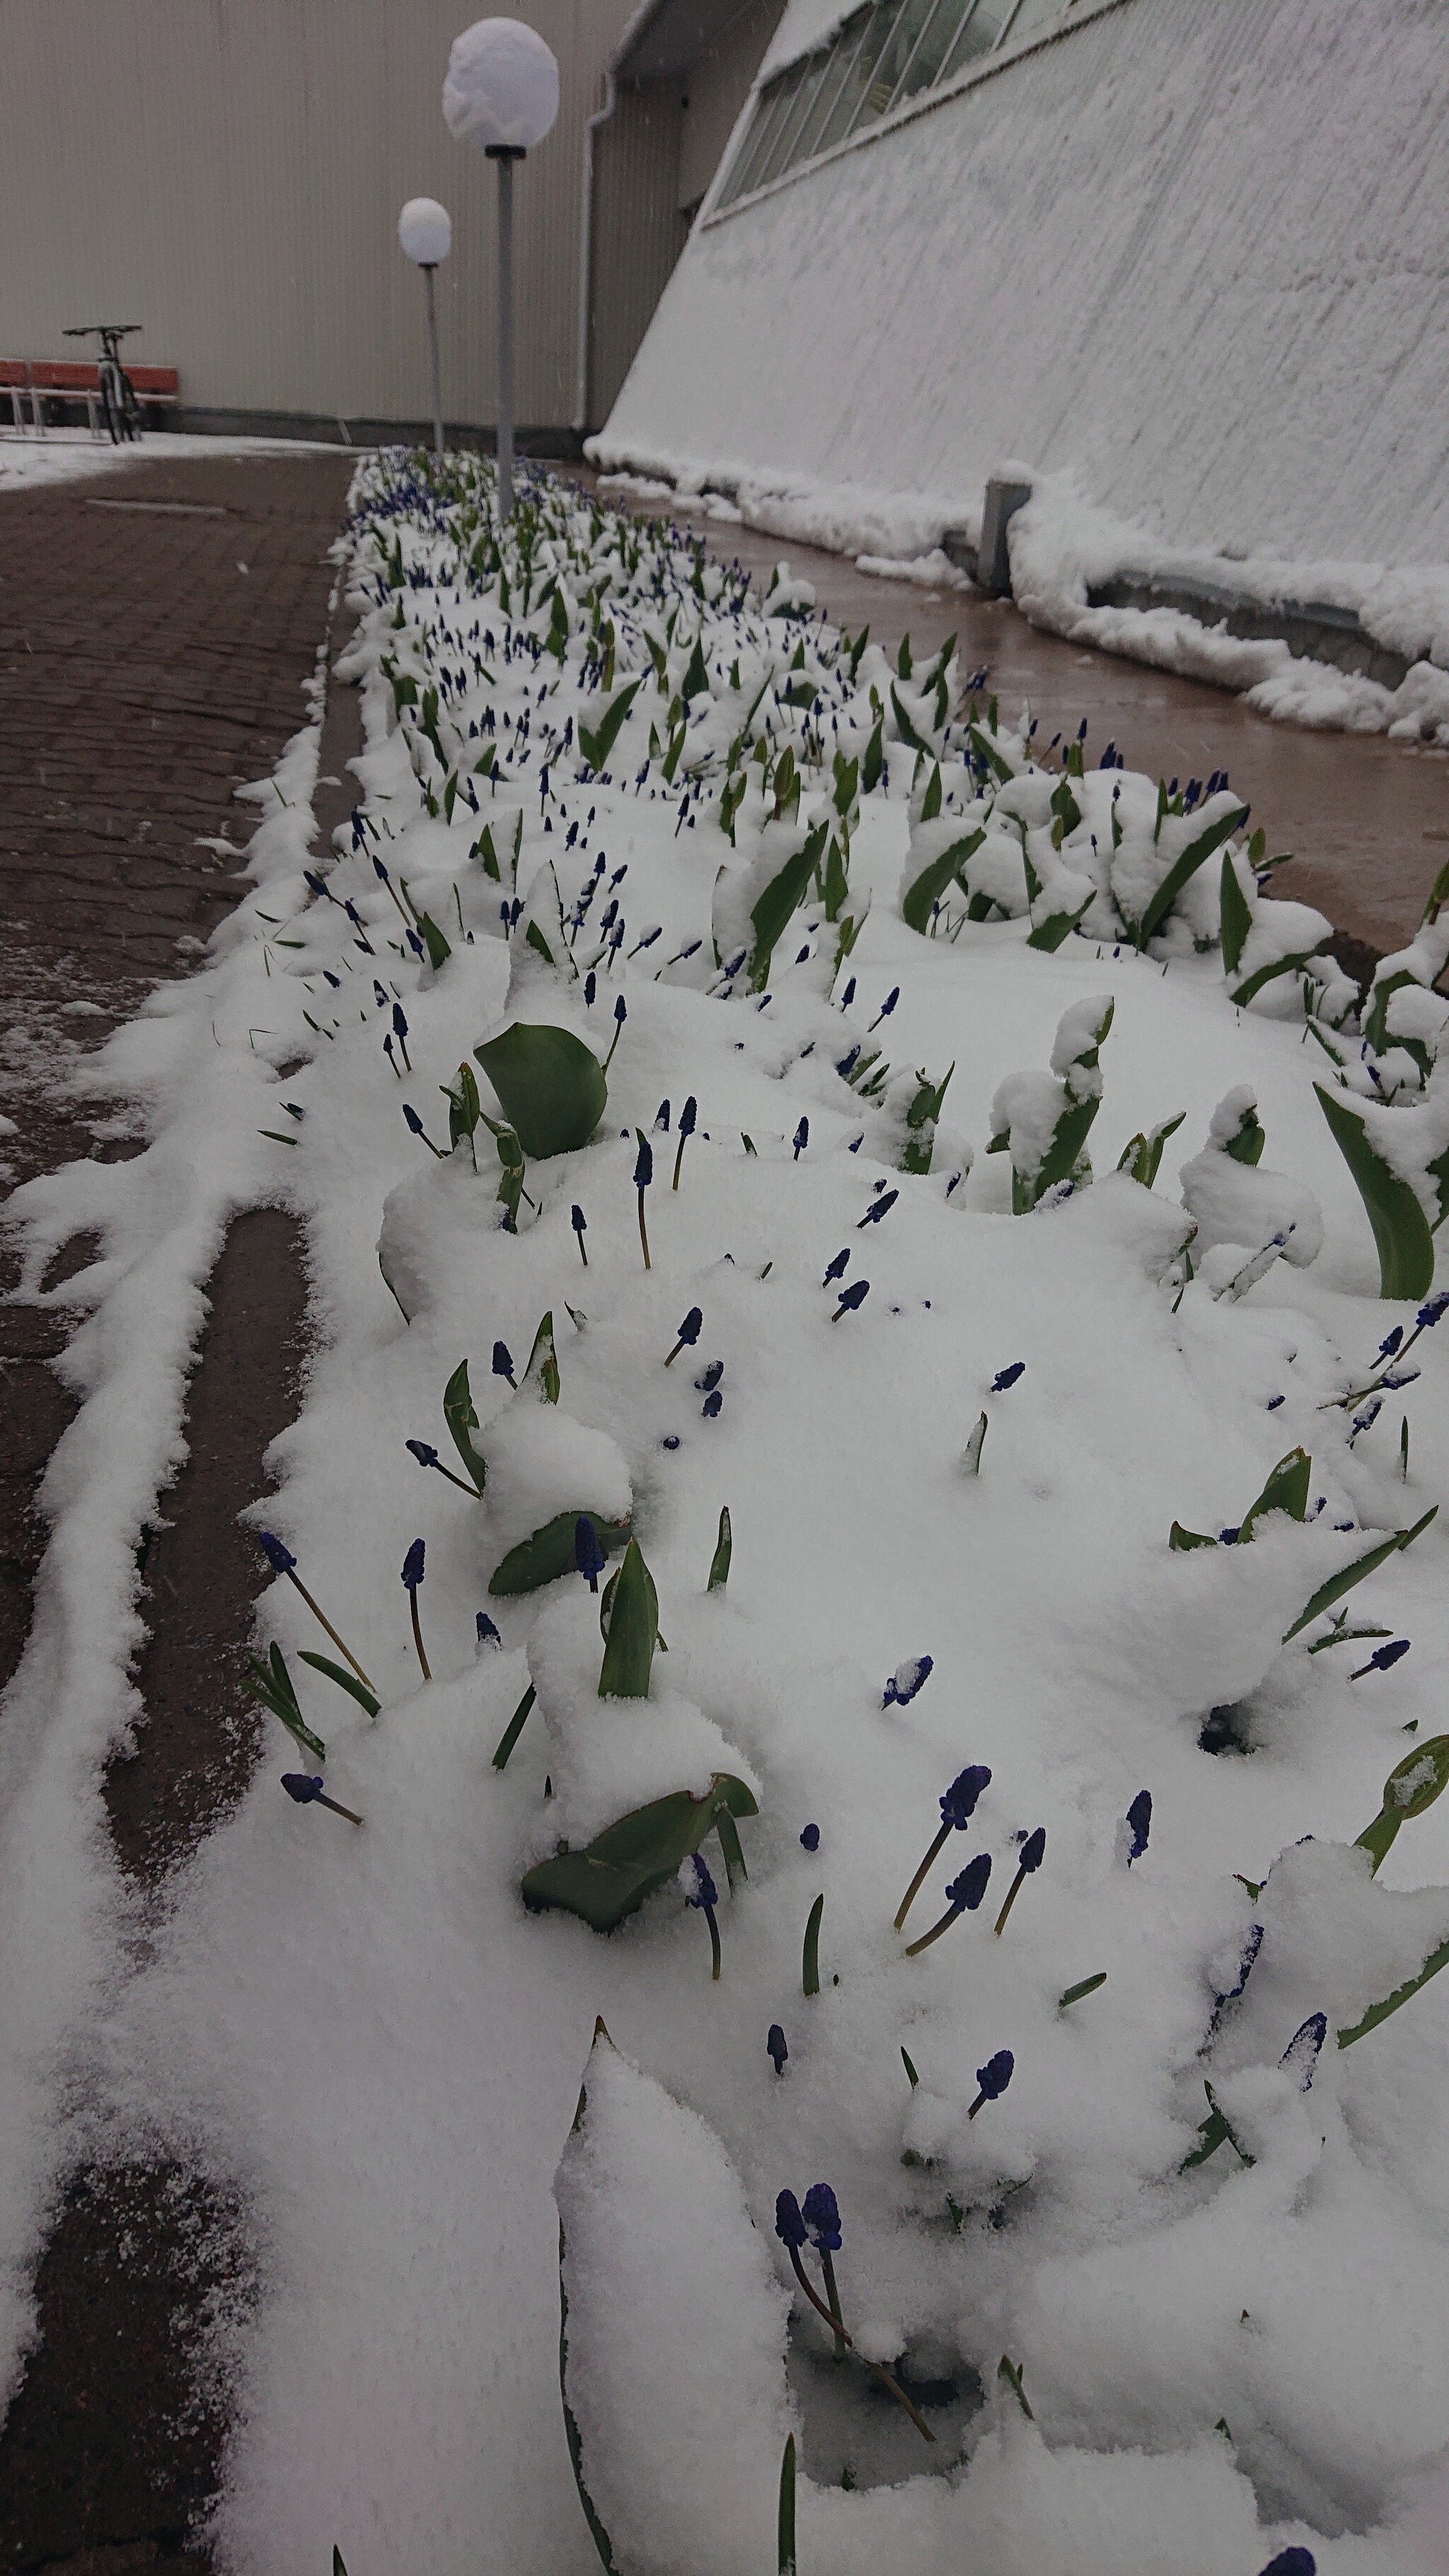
xmin=0 ymin=444 xmax=353 ymax=1690
xmin=0 ymin=446 xmax=351 ymax=2572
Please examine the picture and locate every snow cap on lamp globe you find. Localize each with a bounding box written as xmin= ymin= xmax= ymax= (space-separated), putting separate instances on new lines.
xmin=398 ymin=197 xmax=452 ymax=265
xmin=443 ymin=18 xmax=560 ymax=151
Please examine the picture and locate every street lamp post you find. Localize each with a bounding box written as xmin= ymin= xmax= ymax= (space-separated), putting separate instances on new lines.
xmin=397 ymin=197 xmax=453 ymax=458
xmin=442 ymin=16 xmax=559 ymax=521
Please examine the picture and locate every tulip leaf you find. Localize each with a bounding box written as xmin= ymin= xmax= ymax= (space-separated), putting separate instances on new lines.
xmin=1338 ymin=1927 xmax=1449 ymax=2050
xmin=419 ymin=912 xmax=452 ymax=971
xmin=597 ymin=1540 xmax=659 ymax=1696
xmin=1353 ymin=1731 xmax=1449 ymax=1873
xmin=521 ymin=1774 xmax=758 ymax=1931
xmin=1239 ymin=1447 xmax=1310 ymax=1541
xmin=490 ymin=1510 xmax=630 ymax=1598
xmin=558 ymin=2223 xmax=619 ymax=2573
xmin=443 ymin=1357 xmax=486 ymax=1492
xmin=749 ymin=827 xmax=826 ymax=990
xmin=708 ymin=1505 xmax=732 ymax=1591
xmin=577 ymin=678 xmax=642 ymax=775
xmin=1315 ymin=1083 xmax=1436 ymax=1300
xmin=1135 ymin=803 xmax=1249 ymax=948
xmin=1282 ymin=1504 xmax=1437 ymax=1641
xmin=474 ymin=1022 xmax=607 ymax=1160
xmin=901 ymin=828 xmax=985 ymax=935
xmin=1219 ymin=854 xmax=1254 ymax=976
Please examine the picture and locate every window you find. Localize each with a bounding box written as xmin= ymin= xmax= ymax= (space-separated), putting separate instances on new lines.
xmin=715 ymin=0 xmax=1090 ymax=209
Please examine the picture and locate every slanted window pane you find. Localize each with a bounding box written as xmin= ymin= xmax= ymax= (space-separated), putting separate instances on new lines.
xmin=865 ymin=0 xmax=938 ymax=119
xmin=726 ymin=64 xmax=804 ymax=200
xmin=754 ymin=57 xmax=828 ymax=187
xmin=809 ymin=11 xmax=880 ymax=154
xmin=938 ymin=0 xmax=1017 ymax=80
xmin=895 ymin=0 xmax=975 ymax=100
xmin=790 ymin=11 xmax=872 ymax=165
xmin=1000 ymin=0 xmax=1060 ymax=40
xmin=844 ymin=1 xmax=912 ymax=134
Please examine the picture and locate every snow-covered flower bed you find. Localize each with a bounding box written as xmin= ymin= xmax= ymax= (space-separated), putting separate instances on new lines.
xmin=6 ymin=451 xmax=1449 ymax=2576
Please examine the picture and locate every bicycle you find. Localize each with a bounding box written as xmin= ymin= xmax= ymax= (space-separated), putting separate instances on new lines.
xmin=63 ymin=323 xmax=144 ymax=442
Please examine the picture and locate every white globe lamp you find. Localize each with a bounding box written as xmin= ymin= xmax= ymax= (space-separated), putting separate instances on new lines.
xmin=398 ymin=197 xmax=453 ymax=458
xmin=443 ymin=18 xmax=560 ymax=517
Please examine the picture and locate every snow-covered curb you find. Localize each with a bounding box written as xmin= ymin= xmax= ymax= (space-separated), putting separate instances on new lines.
xmin=588 ymin=442 xmax=1449 ymax=746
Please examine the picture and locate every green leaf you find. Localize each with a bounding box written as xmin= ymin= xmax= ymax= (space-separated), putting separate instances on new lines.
xmin=1012 ymin=1094 xmax=1099 ymax=1211
xmin=1116 ymin=1112 xmax=1185 ymax=1189
xmin=1229 ymin=942 xmax=1333 ymax=1009
xmin=419 ymin=912 xmax=452 ymax=971
xmin=1027 ymin=890 xmax=1095 ymax=952
xmin=521 ymin=1774 xmax=758 ymax=1931
xmin=1180 ymin=2080 xmax=1255 ymax=2172
xmin=862 ymin=714 xmax=884 ymax=794
xmin=491 ymin=1681 xmax=536 ymax=1769
xmin=822 ymin=834 xmax=850 ymax=922
xmin=559 ymin=2207 xmax=620 ymax=2572
xmin=1049 ymin=778 xmax=1082 ymax=838
xmin=474 ymin=1023 xmax=607 ymax=1160
xmin=1354 ymin=1731 xmax=1449 ymax=1873
xmin=490 ymin=1511 xmax=630 ymax=1598
xmin=1315 ymin=1084 xmax=1436 ymax=1300
xmin=1240 ymin=1447 xmax=1311 ymax=1540
xmin=246 ymin=1650 xmax=326 ymax=1762
xmin=443 ymin=1356 xmax=486 ymax=1491
xmin=1338 ymin=1927 xmax=1449 ymax=2049
xmin=890 ymin=683 xmax=933 ymax=753
xmin=901 ymin=828 xmax=985 ymax=935
xmin=1058 ymin=1972 xmax=1107 ymax=2009
xmin=525 ymin=919 xmax=555 ymax=964
xmin=597 ymin=1539 xmax=658 ymax=1695
xmin=578 ymin=678 xmax=642 ymax=775
xmin=1136 ymin=802 xmax=1249 ymax=947
xmin=708 ymin=1505 xmax=732 ymax=1591
xmin=715 ymin=1803 xmax=749 ymax=1891
xmin=748 ymin=828 xmax=826 ymax=990
xmin=1219 ymin=853 xmax=1254 ymax=976
xmin=802 ymin=1891 xmax=824 ymax=1996
xmin=966 ymin=722 xmax=1011 ymax=784
xmin=901 ymin=2047 xmax=920 ymax=2086
xmin=1283 ymin=1506 xmax=1436 ymax=1641
xmin=1170 ymin=1520 xmax=1219 ymax=1551
xmin=473 ymin=823 xmax=501 ymax=880
xmin=1223 ymin=1102 xmax=1265 ymax=1165
xmin=296 ymin=1651 xmax=381 ymax=1721
xmin=778 ymin=2435 xmax=796 ymax=2576
xmin=524 ymin=1311 xmax=561 ymax=1403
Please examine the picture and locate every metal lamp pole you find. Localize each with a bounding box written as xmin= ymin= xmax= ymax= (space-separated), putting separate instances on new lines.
xmin=422 ymin=265 xmax=444 ymax=458
xmin=441 ymin=17 xmax=559 ymax=529
xmin=486 ymin=144 xmax=524 ymax=519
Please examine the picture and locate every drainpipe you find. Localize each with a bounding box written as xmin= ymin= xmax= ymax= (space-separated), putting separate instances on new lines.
xmin=575 ymin=68 xmax=619 ymax=438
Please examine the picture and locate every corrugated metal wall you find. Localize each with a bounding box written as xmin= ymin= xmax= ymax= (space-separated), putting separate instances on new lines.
xmin=589 ymin=86 xmax=690 ymax=432
xmin=586 ymin=0 xmax=781 ymax=426
xmin=0 ymin=0 xmax=635 ymax=432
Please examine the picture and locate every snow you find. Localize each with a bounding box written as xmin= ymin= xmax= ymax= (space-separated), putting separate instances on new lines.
xmin=4 ymin=450 xmax=1449 ymax=2575
xmin=0 ymin=428 xmax=364 ymax=492
xmin=592 ymin=0 xmax=1449 ymax=745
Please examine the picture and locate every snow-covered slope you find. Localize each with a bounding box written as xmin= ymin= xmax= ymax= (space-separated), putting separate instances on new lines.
xmin=593 ymin=0 xmax=1449 ymax=736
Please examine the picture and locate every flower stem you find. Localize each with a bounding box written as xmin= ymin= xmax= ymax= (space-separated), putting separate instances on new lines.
xmin=637 ymin=1192 xmax=652 ymax=1270
xmin=894 ymin=1821 xmax=949 ymax=1930
xmin=410 ymin=1590 xmax=431 ymax=1681
xmin=785 ymin=2247 xmax=934 ymax=2443
xmin=672 ymin=1133 xmax=688 ymax=1191
xmin=705 ymin=1904 xmax=722 ymax=1981
xmin=993 ymin=1863 xmax=1028 ymax=1937
xmin=316 ymin=1789 xmax=365 ymax=1827
xmin=818 ymin=2248 xmax=846 ymax=2359
xmin=285 ymin=1569 xmax=376 ymax=1692
xmin=904 ymin=1900 xmax=962 ymax=1959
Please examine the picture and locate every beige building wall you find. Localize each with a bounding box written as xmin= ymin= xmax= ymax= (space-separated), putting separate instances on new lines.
xmin=0 ymin=0 xmax=637 ymax=434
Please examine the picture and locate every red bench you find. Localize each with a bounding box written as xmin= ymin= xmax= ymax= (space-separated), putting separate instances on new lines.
xmin=1 ymin=359 xmax=180 ymax=432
